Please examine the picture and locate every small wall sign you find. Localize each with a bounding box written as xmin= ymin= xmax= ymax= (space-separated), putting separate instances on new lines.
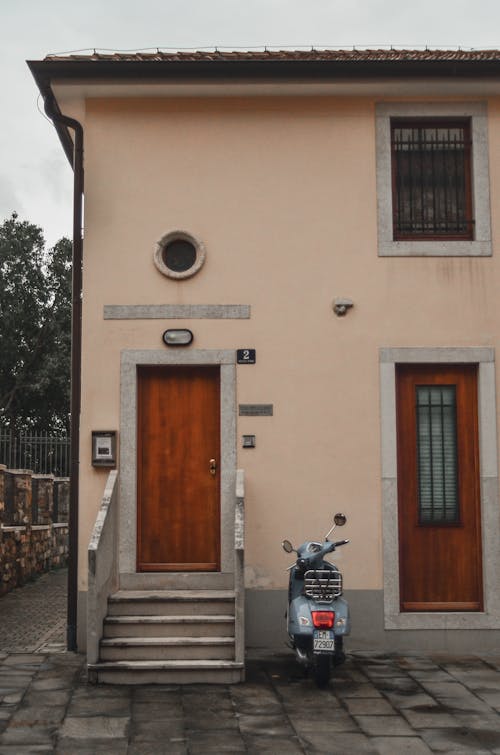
xmin=239 ymin=404 xmax=273 ymax=416
xmin=237 ymin=349 xmax=256 ymax=364
xmin=91 ymin=431 xmax=117 ymax=467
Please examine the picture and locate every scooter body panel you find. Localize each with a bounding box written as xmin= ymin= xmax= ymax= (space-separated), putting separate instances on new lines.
xmin=288 ymin=593 xmax=351 ymax=639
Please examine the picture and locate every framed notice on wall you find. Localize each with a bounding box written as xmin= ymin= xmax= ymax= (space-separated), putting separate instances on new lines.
xmin=91 ymin=431 xmax=117 ymax=467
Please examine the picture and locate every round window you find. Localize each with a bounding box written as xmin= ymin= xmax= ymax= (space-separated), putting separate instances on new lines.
xmin=154 ymin=231 xmax=206 ymax=279
xmin=163 ymin=240 xmax=197 ymax=272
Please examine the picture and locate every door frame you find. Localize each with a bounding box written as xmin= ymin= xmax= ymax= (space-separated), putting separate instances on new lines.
xmin=119 ymin=349 xmax=236 ymax=576
xmin=380 ymin=347 xmax=500 ymax=630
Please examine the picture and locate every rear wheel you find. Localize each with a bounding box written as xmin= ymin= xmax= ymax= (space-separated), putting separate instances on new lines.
xmin=313 ymin=654 xmax=331 ymax=688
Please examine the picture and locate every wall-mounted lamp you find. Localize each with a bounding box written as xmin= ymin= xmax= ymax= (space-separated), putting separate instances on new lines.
xmin=333 ymin=298 xmax=354 ymax=317
xmin=162 ymin=329 xmax=193 ymax=346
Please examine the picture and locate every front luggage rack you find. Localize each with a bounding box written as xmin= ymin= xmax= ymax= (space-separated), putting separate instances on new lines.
xmin=304 ymin=569 xmax=343 ymax=603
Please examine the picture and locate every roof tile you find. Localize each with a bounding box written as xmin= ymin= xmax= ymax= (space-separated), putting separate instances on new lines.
xmin=43 ymin=48 xmax=500 ymax=64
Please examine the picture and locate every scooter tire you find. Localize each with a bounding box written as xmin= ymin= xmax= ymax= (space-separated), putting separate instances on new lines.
xmin=313 ymin=654 xmax=331 ymax=688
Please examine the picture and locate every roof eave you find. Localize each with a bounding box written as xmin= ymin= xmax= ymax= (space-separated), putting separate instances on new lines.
xmin=28 ymin=56 xmax=500 ymax=83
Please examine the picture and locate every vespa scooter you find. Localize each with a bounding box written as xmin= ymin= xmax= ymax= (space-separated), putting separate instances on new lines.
xmin=282 ymin=513 xmax=350 ymax=687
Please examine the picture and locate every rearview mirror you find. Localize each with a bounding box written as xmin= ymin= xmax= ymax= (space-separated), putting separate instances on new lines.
xmin=334 ymin=513 xmax=347 ymax=527
xmin=282 ymin=539 xmax=294 ymax=554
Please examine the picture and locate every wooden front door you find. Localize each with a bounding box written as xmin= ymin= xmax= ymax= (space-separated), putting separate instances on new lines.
xmin=137 ymin=365 xmax=220 ymax=572
xmin=396 ymin=364 xmax=483 ymax=611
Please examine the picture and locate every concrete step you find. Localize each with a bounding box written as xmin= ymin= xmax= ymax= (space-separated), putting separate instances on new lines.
xmin=100 ymin=635 xmax=235 ymax=661
xmin=103 ymin=614 xmax=235 ymax=638
xmin=95 ymin=588 xmax=241 ymax=683
xmin=108 ymin=590 xmax=236 ymax=616
xmin=88 ymin=659 xmax=245 ymax=685
xmin=119 ymin=572 xmax=234 ymax=591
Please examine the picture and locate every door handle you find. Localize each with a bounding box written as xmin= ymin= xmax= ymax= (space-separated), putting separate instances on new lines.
xmin=209 ymin=458 xmax=217 ymax=476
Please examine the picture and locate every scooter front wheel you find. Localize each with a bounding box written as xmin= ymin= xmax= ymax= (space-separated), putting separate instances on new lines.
xmin=312 ymin=654 xmax=331 ymax=688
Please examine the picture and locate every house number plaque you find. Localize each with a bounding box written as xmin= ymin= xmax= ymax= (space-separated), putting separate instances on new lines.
xmin=237 ymin=349 xmax=256 ymax=364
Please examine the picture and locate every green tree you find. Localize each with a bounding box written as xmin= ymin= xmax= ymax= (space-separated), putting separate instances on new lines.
xmin=0 ymin=213 xmax=71 ymax=433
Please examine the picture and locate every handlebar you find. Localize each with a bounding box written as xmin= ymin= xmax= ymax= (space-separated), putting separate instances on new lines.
xmin=333 ymin=539 xmax=350 ymax=548
xmin=295 ymin=538 xmax=350 ymax=570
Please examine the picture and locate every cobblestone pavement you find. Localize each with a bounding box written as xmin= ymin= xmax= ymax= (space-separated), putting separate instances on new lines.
xmin=0 ymin=570 xmax=67 ymax=653
xmin=1 ymin=574 xmax=500 ymax=753
xmin=0 ymin=650 xmax=499 ymax=753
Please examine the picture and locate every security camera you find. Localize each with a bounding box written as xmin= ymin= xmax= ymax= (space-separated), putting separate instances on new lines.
xmin=333 ymin=298 xmax=354 ymax=316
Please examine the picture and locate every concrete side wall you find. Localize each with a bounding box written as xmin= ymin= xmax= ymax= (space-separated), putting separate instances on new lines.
xmin=87 ymin=470 xmax=119 ymax=664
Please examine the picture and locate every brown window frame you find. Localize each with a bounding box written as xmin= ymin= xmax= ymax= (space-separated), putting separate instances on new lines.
xmin=391 ymin=118 xmax=473 ymax=241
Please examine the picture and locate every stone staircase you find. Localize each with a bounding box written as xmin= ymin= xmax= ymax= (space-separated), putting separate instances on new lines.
xmin=87 ymin=470 xmax=246 ymax=685
xmin=87 ymin=587 xmax=244 ymax=684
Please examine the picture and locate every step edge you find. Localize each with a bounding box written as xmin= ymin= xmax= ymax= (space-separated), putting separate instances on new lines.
xmin=89 ymin=660 xmax=245 ymax=670
xmin=110 ymin=590 xmax=236 ymax=602
xmin=101 ymin=636 xmax=235 ymax=646
xmin=104 ymin=614 xmax=235 ymax=623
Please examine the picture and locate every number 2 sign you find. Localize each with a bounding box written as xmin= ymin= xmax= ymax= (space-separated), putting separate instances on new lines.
xmin=237 ymin=349 xmax=256 ymax=364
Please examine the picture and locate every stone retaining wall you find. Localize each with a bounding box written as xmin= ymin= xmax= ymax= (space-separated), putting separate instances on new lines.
xmin=0 ymin=465 xmax=69 ymax=596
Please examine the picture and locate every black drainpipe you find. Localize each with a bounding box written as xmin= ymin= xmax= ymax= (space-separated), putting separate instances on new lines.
xmin=43 ymin=94 xmax=83 ymax=652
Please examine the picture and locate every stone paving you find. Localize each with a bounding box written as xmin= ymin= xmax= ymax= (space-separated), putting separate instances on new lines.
xmin=0 ymin=650 xmax=499 ymax=753
xmin=0 ymin=570 xmax=67 ymax=653
xmin=1 ymin=572 xmax=500 ymax=753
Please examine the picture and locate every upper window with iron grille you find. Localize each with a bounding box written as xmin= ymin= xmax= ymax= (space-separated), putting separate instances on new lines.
xmin=376 ymin=103 xmax=491 ymax=257
xmin=391 ymin=119 xmax=472 ymax=241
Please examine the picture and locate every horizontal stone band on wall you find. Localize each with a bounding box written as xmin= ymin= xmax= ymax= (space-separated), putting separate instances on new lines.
xmin=239 ymin=404 xmax=274 ymax=416
xmin=104 ymin=304 xmax=251 ymax=319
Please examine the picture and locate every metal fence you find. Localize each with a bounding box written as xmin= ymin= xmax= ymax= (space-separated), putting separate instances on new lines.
xmin=0 ymin=429 xmax=70 ymax=477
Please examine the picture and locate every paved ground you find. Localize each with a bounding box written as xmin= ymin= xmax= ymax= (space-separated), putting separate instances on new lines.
xmin=0 ymin=570 xmax=67 ymax=653
xmin=1 ymin=572 xmax=500 ymax=753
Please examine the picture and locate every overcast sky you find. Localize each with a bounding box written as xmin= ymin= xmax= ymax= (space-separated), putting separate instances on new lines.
xmin=2 ymin=0 xmax=500 ymax=247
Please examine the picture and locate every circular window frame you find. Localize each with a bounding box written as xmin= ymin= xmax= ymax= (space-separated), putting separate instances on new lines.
xmin=154 ymin=230 xmax=206 ymax=280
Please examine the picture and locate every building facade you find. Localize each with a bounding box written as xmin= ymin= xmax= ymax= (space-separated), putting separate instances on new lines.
xmin=30 ymin=50 xmax=500 ymax=681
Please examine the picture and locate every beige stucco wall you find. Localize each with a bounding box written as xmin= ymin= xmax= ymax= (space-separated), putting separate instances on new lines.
xmin=74 ymin=93 xmax=500 ymax=600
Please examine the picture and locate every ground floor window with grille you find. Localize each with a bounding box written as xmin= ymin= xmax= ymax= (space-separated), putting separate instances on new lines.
xmin=391 ymin=119 xmax=473 ymax=240
xmin=416 ymin=384 xmax=458 ymax=524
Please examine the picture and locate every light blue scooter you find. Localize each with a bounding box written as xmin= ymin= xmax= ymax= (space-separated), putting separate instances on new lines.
xmin=282 ymin=513 xmax=350 ymax=687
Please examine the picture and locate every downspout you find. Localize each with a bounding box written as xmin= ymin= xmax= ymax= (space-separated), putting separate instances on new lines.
xmin=43 ymin=94 xmax=83 ymax=652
